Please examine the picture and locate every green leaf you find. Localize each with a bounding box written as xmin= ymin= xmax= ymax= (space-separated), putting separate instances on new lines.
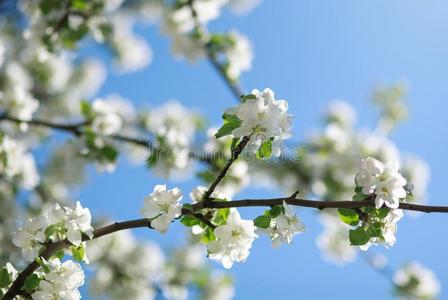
xmin=254 ymin=215 xmax=272 ymax=228
xmin=213 ymin=208 xmax=230 ymax=226
xmin=181 ymin=215 xmax=201 ymax=227
xmin=215 ymin=115 xmax=241 ymax=139
xmin=146 ymin=152 xmax=157 ymax=167
xmin=366 ymin=222 xmax=383 ymax=238
xmin=98 ymin=145 xmax=118 ymax=163
xmin=256 ymin=139 xmax=273 ymax=159
xmin=52 ymin=250 xmax=65 ymax=260
xmin=240 ymin=94 xmax=257 ymax=102
xmin=338 ymin=208 xmax=360 ymax=226
xmin=349 ymin=227 xmax=370 ymax=246
xmin=70 ymin=245 xmax=85 ymax=262
xmin=44 ymin=224 xmax=56 ymax=238
xmin=354 ymin=186 xmax=363 ymax=193
xmin=70 ymin=0 xmax=88 ymax=10
xmin=35 ymin=257 xmax=51 ymax=274
xmin=352 ymin=192 xmax=367 ymax=201
xmin=80 ymin=100 xmax=92 ymax=119
xmin=376 ymin=207 xmax=390 ymax=219
xmin=0 ymin=268 xmax=11 ymax=288
xmin=269 ymin=205 xmax=283 ymax=218
xmin=22 ymin=274 xmax=41 ymax=293
xmin=200 ymin=227 xmax=216 ymax=244
xmin=230 ymin=137 xmax=240 ymax=152
xmin=182 ymin=203 xmax=193 ymax=211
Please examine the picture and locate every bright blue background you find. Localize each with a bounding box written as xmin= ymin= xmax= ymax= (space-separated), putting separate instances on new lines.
xmin=77 ymin=1 xmax=448 ymax=299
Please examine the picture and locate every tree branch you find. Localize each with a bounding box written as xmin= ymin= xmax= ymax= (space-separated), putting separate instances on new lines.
xmin=200 ymin=136 xmax=251 ymax=205
xmin=200 ymin=197 xmax=448 ymax=213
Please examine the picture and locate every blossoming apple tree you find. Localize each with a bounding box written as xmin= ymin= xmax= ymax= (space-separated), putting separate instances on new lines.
xmin=0 ymin=0 xmax=444 ymax=299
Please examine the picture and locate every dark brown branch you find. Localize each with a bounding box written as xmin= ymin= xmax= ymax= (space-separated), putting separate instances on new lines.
xmin=0 ymin=114 xmax=84 ymax=136
xmin=200 ymin=197 xmax=448 ymax=214
xmin=200 ymin=136 xmax=251 ymax=205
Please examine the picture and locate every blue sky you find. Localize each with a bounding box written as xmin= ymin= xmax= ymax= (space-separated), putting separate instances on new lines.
xmin=77 ymin=1 xmax=448 ymax=299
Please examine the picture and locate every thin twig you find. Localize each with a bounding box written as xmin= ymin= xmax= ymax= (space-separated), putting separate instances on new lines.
xmin=200 ymin=136 xmax=251 ymax=206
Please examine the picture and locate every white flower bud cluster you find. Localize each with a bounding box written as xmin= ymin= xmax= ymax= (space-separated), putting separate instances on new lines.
xmin=13 ymin=202 xmax=93 ymax=261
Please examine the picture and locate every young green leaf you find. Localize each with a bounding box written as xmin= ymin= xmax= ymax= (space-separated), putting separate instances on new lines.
xmin=257 ymin=139 xmax=273 ymax=159
xmin=254 ymin=215 xmax=272 ymax=228
xmin=0 ymin=268 xmax=11 ymax=288
xmin=181 ymin=215 xmax=201 ymax=227
xmin=71 ymin=245 xmax=85 ymax=262
xmin=215 ymin=115 xmax=241 ymax=139
xmin=349 ymin=227 xmax=370 ymax=246
xmin=338 ymin=208 xmax=360 ymax=226
xmin=22 ymin=274 xmax=41 ymax=293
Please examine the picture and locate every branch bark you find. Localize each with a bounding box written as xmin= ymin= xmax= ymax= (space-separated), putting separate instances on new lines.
xmin=200 ymin=136 xmax=251 ymax=205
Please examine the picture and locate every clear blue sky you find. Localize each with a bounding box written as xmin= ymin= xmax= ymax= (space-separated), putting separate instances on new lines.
xmin=77 ymin=1 xmax=448 ymax=298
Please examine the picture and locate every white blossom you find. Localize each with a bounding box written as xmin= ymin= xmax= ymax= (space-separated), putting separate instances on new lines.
xmin=356 ymin=156 xmax=407 ymax=209
xmin=360 ymin=209 xmax=404 ymax=251
xmin=0 ymin=135 xmax=40 ymax=189
xmin=141 ymin=185 xmax=183 ymax=233
xmin=402 ymin=155 xmax=430 ymax=204
xmin=91 ymin=98 xmax=124 ymax=136
xmin=264 ymin=201 xmax=305 ymax=248
xmin=225 ymin=88 xmax=292 ymax=156
xmin=207 ymin=209 xmax=257 ymax=268
xmin=325 ymin=100 xmax=357 ymax=128
xmin=12 ymin=216 xmax=48 ymax=261
xmin=88 ymin=230 xmax=165 ymax=300
xmin=110 ymin=15 xmax=152 ymax=73
xmin=48 ymin=201 xmax=94 ymax=246
xmin=316 ymin=212 xmax=357 ymax=265
xmin=225 ymin=31 xmax=254 ymax=80
xmin=145 ymin=100 xmax=198 ymax=148
xmin=31 ymin=259 xmax=85 ymax=300
xmin=393 ymin=261 xmax=441 ymax=300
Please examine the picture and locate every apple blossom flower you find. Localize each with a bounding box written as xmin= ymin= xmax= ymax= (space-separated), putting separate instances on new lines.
xmin=31 ymin=259 xmax=85 ymax=300
xmin=47 ymin=201 xmax=94 ymax=246
xmin=207 ymin=209 xmax=257 ymax=269
xmin=355 ymin=156 xmax=407 ymax=209
xmin=224 ymin=88 xmax=292 ymax=157
xmin=12 ymin=216 xmax=48 ymax=261
xmin=225 ymin=31 xmax=254 ymax=80
xmin=91 ymin=98 xmax=124 ymax=136
xmin=141 ymin=185 xmax=183 ymax=233
xmin=393 ymin=261 xmax=440 ymax=300
xmin=264 ymin=201 xmax=305 ymax=248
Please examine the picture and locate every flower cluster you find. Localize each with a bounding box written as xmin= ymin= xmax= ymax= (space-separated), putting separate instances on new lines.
xmin=216 ymin=88 xmax=292 ymax=158
xmin=393 ymin=262 xmax=441 ymax=300
xmin=144 ymin=100 xmax=200 ymax=177
xmin=13 ymin=202 xmax=93 ymax=261
xmin=0 ymin=134 xmax=39 ymax=190
xmin=359 ymin=208 xmax=404 ymax=250
xmin=31 ymin=258 xmax=85 ymax=300
xmin=207 ymin=209 xmax=257 ymax=269
xmin=256 ymin=202 xmax=305 ymax=248
xmin=356 ymin=156 xmax=407 ymax=209
xmin=141 ymin=184 xmax=183 ymax=233
xmin=88 ymin=230 xmax=165 ymax=300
